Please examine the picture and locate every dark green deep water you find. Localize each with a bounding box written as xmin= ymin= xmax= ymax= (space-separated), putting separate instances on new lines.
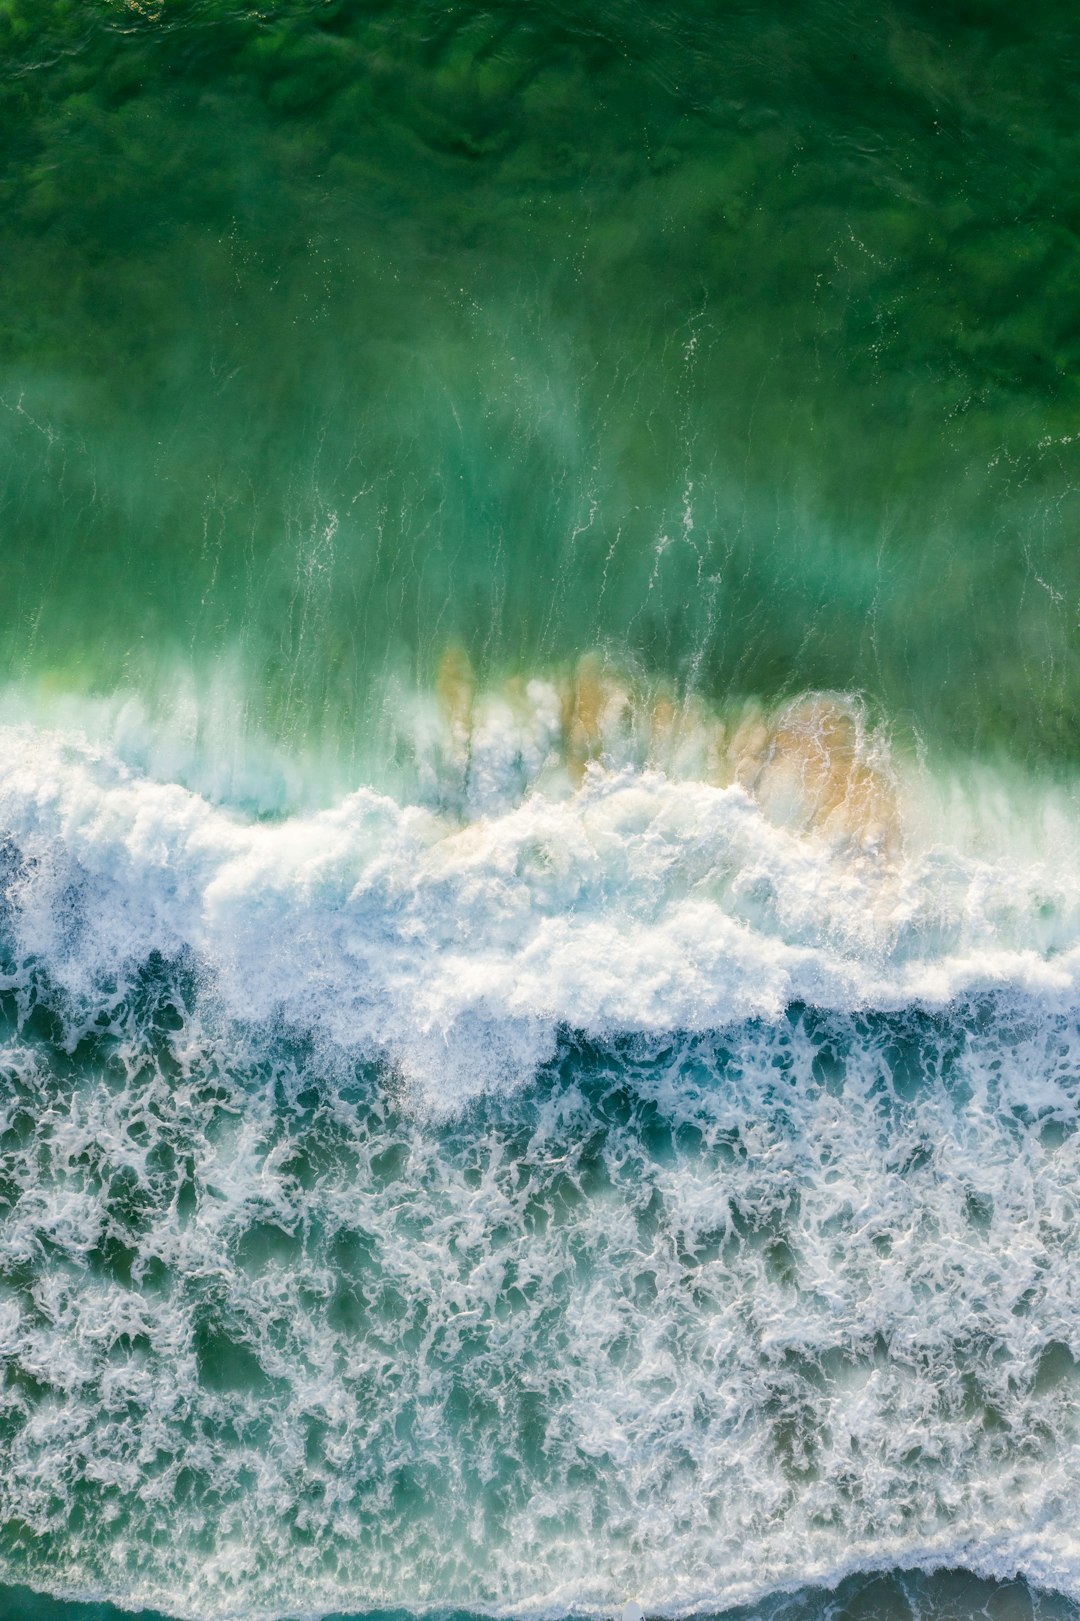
xmin=4 ymin=0 xmax=1080 ymax=780
xmin=7 ymin=5 xmax=1080 ymax=1621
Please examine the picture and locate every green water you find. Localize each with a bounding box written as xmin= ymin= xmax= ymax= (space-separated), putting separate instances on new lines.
xmin=8 ymin=5 xmax=1080 ymax=1620
xmin=4 ymin=0 xmax=1080 ymax=787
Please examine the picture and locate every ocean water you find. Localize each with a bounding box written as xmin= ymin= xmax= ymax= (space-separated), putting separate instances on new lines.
xmin=4 ymin=1 xmax=1080 ymax=1618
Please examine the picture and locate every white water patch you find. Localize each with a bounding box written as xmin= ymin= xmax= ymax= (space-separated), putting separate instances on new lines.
xmin=0 ymin=718 xmax=1079 ymax=1109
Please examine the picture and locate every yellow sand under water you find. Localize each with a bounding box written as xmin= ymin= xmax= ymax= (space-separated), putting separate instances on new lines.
xmin=436 ymin=648 xmax=899 ymax=855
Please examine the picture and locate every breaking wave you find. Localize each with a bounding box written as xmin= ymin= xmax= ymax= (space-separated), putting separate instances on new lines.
xmin=4 ymin=674 xmax=1080 ymax=1616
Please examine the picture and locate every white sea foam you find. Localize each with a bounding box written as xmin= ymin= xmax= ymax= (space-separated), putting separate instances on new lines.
xmin=4 ymin=703 xmax=1080 ymax=1618
xmin=0 ymin=697 xmax=1079 ymax=1110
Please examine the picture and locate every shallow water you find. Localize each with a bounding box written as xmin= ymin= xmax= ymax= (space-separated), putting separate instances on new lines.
xmin=4 ymin=2 xmax=1080 ymax=1618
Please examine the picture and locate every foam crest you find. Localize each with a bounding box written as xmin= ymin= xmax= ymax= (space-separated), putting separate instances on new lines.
xmin=0 ymin=688 xmax=1079 ymax=1109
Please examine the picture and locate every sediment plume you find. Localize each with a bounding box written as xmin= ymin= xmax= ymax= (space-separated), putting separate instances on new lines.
xmin=434 ymin=649 xmax=898 ymax=853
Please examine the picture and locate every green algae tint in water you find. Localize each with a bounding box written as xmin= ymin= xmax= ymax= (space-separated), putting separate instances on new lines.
xmin=8 ymin=4 xmax=1080 ymax=1621
xmin=2 ymin=0 xmax=1080 ymax=791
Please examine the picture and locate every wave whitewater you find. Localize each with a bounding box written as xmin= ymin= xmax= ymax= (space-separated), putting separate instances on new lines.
xmin=4 ymin=679 xmax=1080 ymax=1617
xmin=0 ymin=664 xmax=1079 ymax=1109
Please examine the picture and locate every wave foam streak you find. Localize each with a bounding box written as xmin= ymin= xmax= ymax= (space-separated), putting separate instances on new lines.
xmin=4 ymin=999 xmax=1080 ymax=1614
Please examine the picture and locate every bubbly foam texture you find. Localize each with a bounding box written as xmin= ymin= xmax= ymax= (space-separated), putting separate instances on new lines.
xmin=0 ymin=670 xmax=1079 ymax=1108
xmin=6 ymin=1002 xmax=1080 ymax=1616
xmin=3 ymin=686 xmax=1080 ymax=1616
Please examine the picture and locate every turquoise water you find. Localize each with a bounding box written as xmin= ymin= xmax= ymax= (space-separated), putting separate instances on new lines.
xmin=5 ymin=1573 xmax=1080 ymax=1621
xmin=5 ymin=1574 xmax=1079 ymax=1621
xmin=6 ymin=2 xmax=1080 ymax=1618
